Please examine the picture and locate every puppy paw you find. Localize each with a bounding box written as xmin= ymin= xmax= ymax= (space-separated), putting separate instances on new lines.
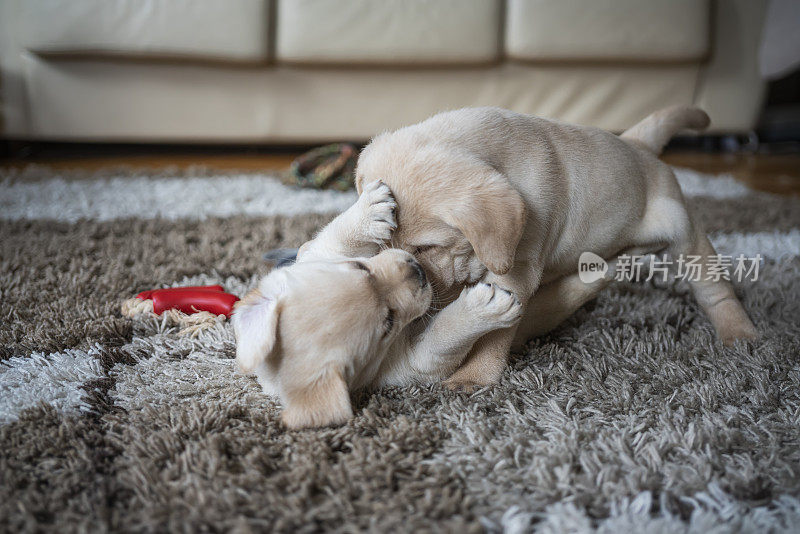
xmin=460 ymin=283 xmax=523 ymax=330
xmin=442 ymin=376 xmax=483 ymax=393
xmin=443 ymin=358 xmax=504 ymax=393
xmin=357 ymin=180 xmax=397 ymax=243
xmin=713 ymin=300 xmax=759 ymax=347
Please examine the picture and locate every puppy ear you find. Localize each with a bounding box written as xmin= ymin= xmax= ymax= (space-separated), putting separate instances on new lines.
xmin=281 ymin=366 xmax=353 ymax=429
xmin=436 ymin=169 xmax=526 ymax=275
xmin=232 ymin=287 xmax=281 ymax=374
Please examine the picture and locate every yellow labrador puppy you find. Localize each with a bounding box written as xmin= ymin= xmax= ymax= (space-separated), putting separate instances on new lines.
xmin=353 ymin=105 xmax=758 ymax=390
xmin=233 ymin=182 xmax=522 ymax=428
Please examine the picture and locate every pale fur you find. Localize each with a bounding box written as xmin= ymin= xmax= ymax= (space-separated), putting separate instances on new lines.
xmin=354 ymin=106 xmax=758 ymax=390
xmin=233 ymin=182 xmax=523 ymax=428
xmin=235 ymin=105 xmax=759 ymax=422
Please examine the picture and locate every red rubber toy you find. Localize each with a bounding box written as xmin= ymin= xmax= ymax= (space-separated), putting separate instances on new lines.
xmin=136 ymin=285 xmax=224 ymax=300
xmin=133 ymin=285 xmax=239 ymax=317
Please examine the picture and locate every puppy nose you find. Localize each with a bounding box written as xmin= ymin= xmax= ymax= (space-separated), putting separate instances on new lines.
xmin=407 ymin=258 xmax=427 ymax=287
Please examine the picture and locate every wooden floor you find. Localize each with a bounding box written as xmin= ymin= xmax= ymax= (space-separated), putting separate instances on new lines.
xmin=1 ymin=152 xmax=300 ymax=174
xmin=2 ymin=149 xmax=799 ymax=196
xmin=661 ymin=152 xmax=800 ymax=196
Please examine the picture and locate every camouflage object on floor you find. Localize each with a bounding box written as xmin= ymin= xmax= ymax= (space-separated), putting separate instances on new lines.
xmin=286 ymin=143 xmax=358 ymax=190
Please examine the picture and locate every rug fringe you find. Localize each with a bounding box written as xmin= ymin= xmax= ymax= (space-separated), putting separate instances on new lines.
xmin=120 ymin=297 xmax=223 ymax=337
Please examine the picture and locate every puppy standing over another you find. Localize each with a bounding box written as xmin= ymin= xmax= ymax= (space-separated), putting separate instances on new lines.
xmin=233 ymin=182 xmax=522 ymax=429
xmin=354 ymin=105 xmax=758 ymax=390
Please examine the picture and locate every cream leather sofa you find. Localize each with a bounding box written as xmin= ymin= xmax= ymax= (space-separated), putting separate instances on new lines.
xmin=0 ymin=0 xmax=768 ymax=143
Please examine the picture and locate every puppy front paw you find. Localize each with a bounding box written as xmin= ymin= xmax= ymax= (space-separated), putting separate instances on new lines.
xmin=443 ymin=357 xmax=505 ymax=393
xmin=460 ymin=283 xmax=523 ymax=330
xmin=357 ymin=180 xmax=397 ymax=244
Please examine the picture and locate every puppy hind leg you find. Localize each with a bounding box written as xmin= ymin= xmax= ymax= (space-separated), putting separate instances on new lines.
xmin=632 ymin=184 xmax=755 ymax=344
xmin=669 ymin=223 xmax=758 ymax=346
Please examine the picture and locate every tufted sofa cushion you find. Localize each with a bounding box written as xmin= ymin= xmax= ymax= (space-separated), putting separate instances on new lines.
xmin=275 ymin=0 xmax=502 ymax=64
xmin=17 ymin=0 xmax=271 ymax=62
xmin=506 ymin=0 xmax=710 ymax=62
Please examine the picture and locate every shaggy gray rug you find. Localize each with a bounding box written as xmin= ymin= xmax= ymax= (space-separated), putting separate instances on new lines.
xmin=1 ymin=166 xmax=799 ymax=533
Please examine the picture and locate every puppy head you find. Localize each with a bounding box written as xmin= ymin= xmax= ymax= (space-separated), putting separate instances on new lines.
xmin=232 ymin=248 xmax=431 ymax=429
xmin=356 ymin=137 xmax=525 ymax=290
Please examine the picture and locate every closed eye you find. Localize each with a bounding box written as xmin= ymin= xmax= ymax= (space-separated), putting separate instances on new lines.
xmin=383 ymin=308 xmax=395 ymax=335
xmin=350 ymin=261 xmax=370 ymax=272
xmin=413 ymin=245 xmax=435 ymax=254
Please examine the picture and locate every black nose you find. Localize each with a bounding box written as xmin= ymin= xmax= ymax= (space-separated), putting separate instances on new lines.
xmin=407 ymin=258 xmax=427 ymax=287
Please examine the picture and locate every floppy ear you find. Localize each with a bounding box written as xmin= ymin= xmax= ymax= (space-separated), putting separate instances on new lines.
xmin=281 ymin=366 xmax=353 ymax=429
xmin=436 ymin=169 xmax=526 ymax=275
xmin=232 ymin=288 xmax=281 ymax=374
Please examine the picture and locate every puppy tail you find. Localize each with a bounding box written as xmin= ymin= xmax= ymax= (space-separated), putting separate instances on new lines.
xmin=620 ymin=106 xmax=710 ymax=155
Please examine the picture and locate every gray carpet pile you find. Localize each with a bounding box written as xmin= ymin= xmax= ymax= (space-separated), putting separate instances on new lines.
xmin=1 ymin=166 xmax=798 ymax=533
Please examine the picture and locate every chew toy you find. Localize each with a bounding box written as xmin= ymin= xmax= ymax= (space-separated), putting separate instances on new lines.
xmin=136 ymin=284 xmax=224 ymax=300
xmin=121 ymin=285 xmax=240 ymax=337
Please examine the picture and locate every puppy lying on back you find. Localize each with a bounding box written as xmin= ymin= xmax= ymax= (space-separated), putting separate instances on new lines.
xmin=233 ymin=182 xmax=522 ymax=429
